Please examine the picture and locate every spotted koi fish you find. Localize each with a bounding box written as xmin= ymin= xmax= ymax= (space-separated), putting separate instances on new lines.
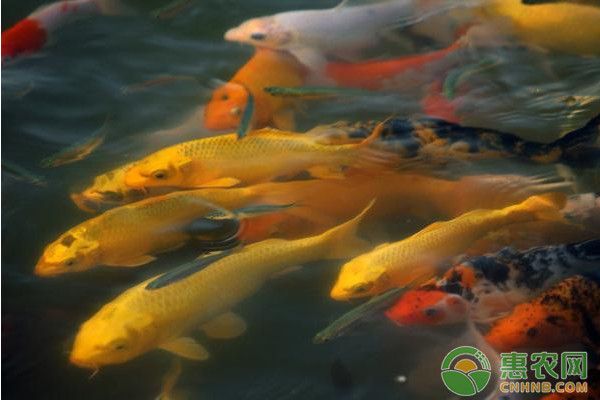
xmin=386 ymin=239 xmax=600 ymax=326
xmin=485 ymin=275 xmax=600 ymax=352
xmin=318 ymin=113 xmax=600 ymax=169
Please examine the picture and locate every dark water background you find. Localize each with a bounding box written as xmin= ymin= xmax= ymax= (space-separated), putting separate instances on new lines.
xmin=2 ymin=1 xmax=600 ymax=399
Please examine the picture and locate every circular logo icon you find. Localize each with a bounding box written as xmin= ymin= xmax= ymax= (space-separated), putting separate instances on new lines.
xmin=440 ymin=346 xmax=492 ymax=397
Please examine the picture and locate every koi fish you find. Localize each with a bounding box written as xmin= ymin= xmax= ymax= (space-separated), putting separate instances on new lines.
xmin=325 ymin=113 xmax=600 ymax=168
xmin=73 ymin=149 xmax=570 ymax=219
xmin=224 ymin=0 xmax=476 ymax=70
xmin=325 ymin=38 xmax=465 ymax=90
xmin=2 ymin=160 xmax=46 ymax=187
xmin=479 ymin=0 xmax=600 ymax=55
xmin=40 ymin=120 xmax=107 ymax=168
xmin=69 ymin=203 xmax=372 ymax=368
xmin=485 ymin=275 xmax=600 ymax=351
xmin=203 ymin=48 xmax=306 ymax=131
xmin=2 ymin=0 xmax=123 ymax=60
xmin=330 ymin=193 xmax=566 ymax=300
xmin=386 ymin=239 xmax=600 ymax=326
xmin=35 ymin=187 xmax=291 ymax=276
xmin=123 ymin=125 xmax=393 ymax=191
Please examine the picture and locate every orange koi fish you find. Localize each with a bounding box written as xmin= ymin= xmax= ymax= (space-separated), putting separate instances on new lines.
xmin=485 ymin=275 xmax=600 ymax=352
xmin=203 ymin=48 xmax=306 ymax=131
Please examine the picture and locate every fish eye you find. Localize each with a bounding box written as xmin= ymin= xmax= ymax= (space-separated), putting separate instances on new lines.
xmin=65 ymin=258 xmax=77 ymax=267
xmin=111 ymin=340 xmax=128 ymax=351
xmin=152 ymin=170 xmax=168 ymax=180
xmin=250 ymin=32 xmax=266 ymax=41
xmin=424 ymin=308 xmax=438 ymax=317
xmin=221 ymin=94 xmax=229 ymax=101
xmin=352 ymin=282 xmax=373 ymax=294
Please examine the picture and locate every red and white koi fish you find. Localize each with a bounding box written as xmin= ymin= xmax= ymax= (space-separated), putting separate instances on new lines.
xmin=2 ymin=0 xmax=122 ymax=59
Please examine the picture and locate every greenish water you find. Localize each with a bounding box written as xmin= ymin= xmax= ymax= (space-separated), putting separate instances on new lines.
xmin=2 ymin=1 xmax=600 ymax=399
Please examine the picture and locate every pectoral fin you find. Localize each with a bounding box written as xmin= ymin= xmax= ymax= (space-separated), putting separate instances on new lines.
xmin=159 ymin=337 xmax=209 ymax=360
xmin=107 ymin=255 xmax=157 ymax=267
xmin=201 ymin=312 xmax=247 ymax=339
xmin=198 ymin=177 xmax=241 ymax=188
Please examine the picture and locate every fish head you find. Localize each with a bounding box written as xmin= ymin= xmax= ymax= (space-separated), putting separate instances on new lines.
xmin=204 ymin=82 xmax=248 ymax=131
xmin=330 ymin=259 xmax=392 ymax=300
xmin=224 ymin=16 xmax=292 ymax=48
xmin=71 ymin=166 xmax=145 ymax=212
xmin=70 ymin=304 xmax=157 ymax=368
xmin=124 ymin=152 xmax=192 ymax=189
xmin=385 ymin=290 xmax=468 ymax=326
xmin=35 ymin=233 xmax=101 ymax=277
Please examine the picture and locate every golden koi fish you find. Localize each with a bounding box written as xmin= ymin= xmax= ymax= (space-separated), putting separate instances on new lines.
xmin=330 ymin=193 xmax=566 ymax=300
xmin=123 ymin=126 xmax=391 ymax=190
xmin=481 ymin=0 xmax=600 ymax=55
xmin=69 ymin=203 xmax=372 ymax=368
xmin=35 ymin=188 xmax=288 ymax=276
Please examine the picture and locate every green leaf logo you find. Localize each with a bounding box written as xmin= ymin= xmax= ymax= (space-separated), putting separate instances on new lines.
xmin=440 ymin=346 xmax=492 ymax=397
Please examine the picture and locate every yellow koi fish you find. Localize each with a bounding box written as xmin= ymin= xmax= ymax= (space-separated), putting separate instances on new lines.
xmin=480 ymin=0 xmax=600 ymax=55
xmin=69 ymin=203 xmax=372 ymax=368
xmin=35 ymin=188 xmax=287 ymax=276
xmin=330 ymin=193 xmax=566 ymax=300
xmin=123 ymin=126 xmax=391 ymax=190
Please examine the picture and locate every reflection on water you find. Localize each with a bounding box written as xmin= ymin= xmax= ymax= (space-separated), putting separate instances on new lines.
xmin=2 ymin=0 xmax=600 ymax=399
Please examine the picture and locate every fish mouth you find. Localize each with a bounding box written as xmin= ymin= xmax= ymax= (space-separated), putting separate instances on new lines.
xmin=69 ymin=353 xmax=99 ymax=370
xmin=224 ymin=28 xmax=240 ymax=42
xmin=70 ymin=192 xmax=102 ymax=213
xmin=34 ymin=259 xmax=62 ymax=277
xmin=329 ymin=286 xmax=351 ymax=301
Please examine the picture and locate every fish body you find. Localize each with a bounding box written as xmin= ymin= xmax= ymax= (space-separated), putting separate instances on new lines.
xmin=224 ymin=0 xmax=471 ymax=70
xmin=480 ymin=0 xmax=600 ymax=55
xmin=36 ymin=188 xmax=261 ymax=276
xmin=330 ymin=193 xmax=566 ymax=300
xmin=40 ymin=128 xmax=106 ymax=168
xmin=69 ymin=204 xmax=372 ymax=368
xmin=204 ymin=48 xmax=306 ymax=131
xmin=325 ymin=38 xmax=464 ymax=90
xmin=123 ymin=127 xmax=390 ymax=191
xmin=2 ymin=0 xmax=120 ymax=59
xmin=2 ymin=160 xmax=46 ymax=186
xmin=386 ymin=239 xmax=600 ymax=326
xmin=330 ymin=113 xmax=600 ymax=168
xmin=485 ymin=275 xmax=600 ymax=351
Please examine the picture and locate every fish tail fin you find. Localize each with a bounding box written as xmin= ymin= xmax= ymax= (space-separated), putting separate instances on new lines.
xmin=319 ymin=199 xmax=374 ymax=260
xmin=349 ymin=121 xmax=399 ymax=170
xmin=554 ymin=113 xmax=600 ymax=168
xmin=507 ymin=193 xmax=567 ymax=223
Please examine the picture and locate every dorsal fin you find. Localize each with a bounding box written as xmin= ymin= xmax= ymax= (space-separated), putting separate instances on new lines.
xmin=145 ymin=250 xmax=233 ymax=290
